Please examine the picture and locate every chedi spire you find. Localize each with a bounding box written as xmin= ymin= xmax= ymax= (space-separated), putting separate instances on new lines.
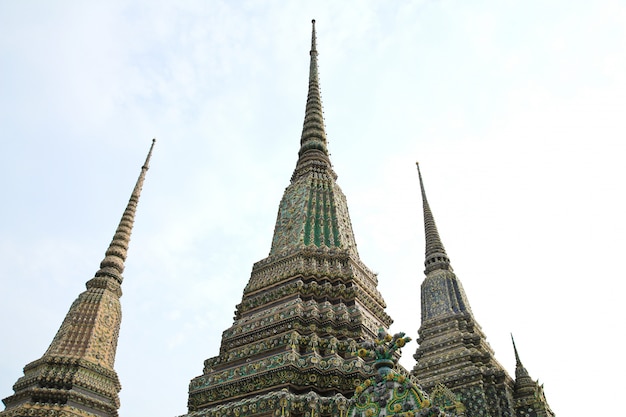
xmin=95 ymin=138 xmax=155 ymax=283
xmin=268 ymin=20 xmax=358 ymax=257
xmin=292 ymin=19 xmax=335 ymax=182
xmin=416 ymin=162 xmax=452 ymax=274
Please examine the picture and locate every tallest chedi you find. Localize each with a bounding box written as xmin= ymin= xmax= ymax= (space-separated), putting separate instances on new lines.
xmin=184 ymin=20 xmax=392 ymax=417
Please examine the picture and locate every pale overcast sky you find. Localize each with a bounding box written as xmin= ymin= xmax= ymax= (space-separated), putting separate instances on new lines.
xmin=1 ymin=1 xmax=625 ymax=416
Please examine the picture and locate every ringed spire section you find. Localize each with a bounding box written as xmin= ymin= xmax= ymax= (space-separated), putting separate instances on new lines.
xmin=416 ymin=162 xmax=451 ymax=274
xmin=95 ymin=138 xmax=155 ymax=284
xmin=292 ymin=19 xmax=335 ymax=182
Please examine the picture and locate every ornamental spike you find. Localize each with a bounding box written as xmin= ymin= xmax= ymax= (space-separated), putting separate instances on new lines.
xmin=511 ymin=334 xmax=530 ymax=378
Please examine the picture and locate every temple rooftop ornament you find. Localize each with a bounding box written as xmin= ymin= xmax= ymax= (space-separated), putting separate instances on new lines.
xmin=348 ymin=329 xmax=465 ymax=417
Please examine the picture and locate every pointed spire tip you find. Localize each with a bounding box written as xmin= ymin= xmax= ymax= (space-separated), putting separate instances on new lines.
xmin=143 ymin=138 xmax=156 ymax=170
xmin=310 ymin=19 xmax=317 ymax=53
xmin=416 ymin=161 xmax=423 ymax=179
xmin=511 ymin=334 xmax=523 ymax=363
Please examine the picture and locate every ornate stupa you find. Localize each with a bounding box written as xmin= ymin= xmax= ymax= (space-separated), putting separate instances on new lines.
xmin=411 ymin=163 xmax=553 ymax=417
xmin=182 ymin=20 xmax=392 ymax=417
xmin=0 ymin=139 xmax=155 ymax=417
